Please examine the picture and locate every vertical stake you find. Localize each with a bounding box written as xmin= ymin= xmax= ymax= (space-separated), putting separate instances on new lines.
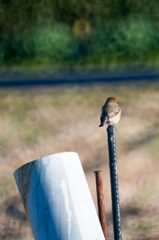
xmin=107 ymin=125 xmax=122 ymax=240
xmin=94 ymin=170 xmax=108 ymax=240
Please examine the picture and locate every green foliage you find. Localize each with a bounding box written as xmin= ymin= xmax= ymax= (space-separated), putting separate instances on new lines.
xmin=33 ymin=24 xmax=77 ymax=62
xmin=1 ymin=24 xmax=78 ymax=65
xmin=0 ymin=41 xmax=4 ymax=63
xmin=90 ymin=16 xmax=159 ymax=63
xmin=114 ymin=16 xmax=159 ymax=57
xmin=1 ymin=0 xmax=159 ymax=65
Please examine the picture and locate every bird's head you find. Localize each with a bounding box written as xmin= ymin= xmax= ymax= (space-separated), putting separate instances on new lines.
xmin=106 ymin=97 xmax=117 ymax=103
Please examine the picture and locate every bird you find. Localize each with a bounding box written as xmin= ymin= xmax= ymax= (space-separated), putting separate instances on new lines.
xmin=99 ymin=97 xmax=121 ymax=127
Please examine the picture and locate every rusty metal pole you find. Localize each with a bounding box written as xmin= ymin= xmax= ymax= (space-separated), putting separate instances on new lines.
xmin=107 ymin=125 xmax=122 ymax=240
xmin=94 ymin=170 xmax=108 ymax=240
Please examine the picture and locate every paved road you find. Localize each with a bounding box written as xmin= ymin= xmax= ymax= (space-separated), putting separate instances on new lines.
xmin=0 ymin=63 xmax=159 ymax=87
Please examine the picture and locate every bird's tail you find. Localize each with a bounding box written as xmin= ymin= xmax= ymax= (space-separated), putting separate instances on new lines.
xmin=99 ymin=115 xmax=108 ymax=127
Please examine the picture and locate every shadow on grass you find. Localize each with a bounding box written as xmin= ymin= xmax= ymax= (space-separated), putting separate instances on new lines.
xmin=3 ymin=196 xmax=27 ymax=221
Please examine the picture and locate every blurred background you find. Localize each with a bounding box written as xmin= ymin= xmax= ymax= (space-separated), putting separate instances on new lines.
xmin=1 ymin=0 xmax=159 ymax=66
xmin=0 ymin=1 xmax=159 ymax=240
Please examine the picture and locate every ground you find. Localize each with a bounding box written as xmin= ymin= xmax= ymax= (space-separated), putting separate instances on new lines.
xmin=0 ymin=81 xmax=159 ymax=239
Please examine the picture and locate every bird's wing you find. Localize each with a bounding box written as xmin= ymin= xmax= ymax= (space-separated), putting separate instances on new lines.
xmin=104 ymin=104 xmax=120 ymax=120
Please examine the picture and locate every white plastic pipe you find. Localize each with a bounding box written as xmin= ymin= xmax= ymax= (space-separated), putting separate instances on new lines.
xmin=14 ymin=152 xmax=105 ymax=240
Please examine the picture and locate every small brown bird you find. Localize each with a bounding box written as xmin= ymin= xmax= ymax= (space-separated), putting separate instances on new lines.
xmin=99 ymin=97 xmax=121 ymax=127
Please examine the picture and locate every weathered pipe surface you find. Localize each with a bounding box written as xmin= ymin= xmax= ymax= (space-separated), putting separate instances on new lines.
xmin=107 ymin=126 xmax=122 ymax=240
xmin=94 ymin=170 xmax=108 ymax=240
xmin=14 ymin=152 xmax=105 ymax=240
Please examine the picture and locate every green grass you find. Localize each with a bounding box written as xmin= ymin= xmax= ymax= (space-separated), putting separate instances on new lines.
xmin=0 ymin=177 xmax=15 ymax=196
xmin=18 ymin=124 xmax=46 ymax=144
xmin=136 ymin=221 xmax=156 ymax=231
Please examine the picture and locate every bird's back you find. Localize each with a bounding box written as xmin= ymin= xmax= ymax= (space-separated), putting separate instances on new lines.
xmin=103 ymin=102 xmax=119 ymax=118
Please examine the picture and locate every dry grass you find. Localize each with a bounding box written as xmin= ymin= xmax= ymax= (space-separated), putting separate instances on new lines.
xmin=0 ymin=81 xmax=159 ymax=239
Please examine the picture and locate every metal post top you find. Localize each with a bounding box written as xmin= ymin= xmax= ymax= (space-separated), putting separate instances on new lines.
xmin=107 ymin=125 xmax=116 ymax=133
xmin=94 ymin=170 xmax=102 ymax=173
